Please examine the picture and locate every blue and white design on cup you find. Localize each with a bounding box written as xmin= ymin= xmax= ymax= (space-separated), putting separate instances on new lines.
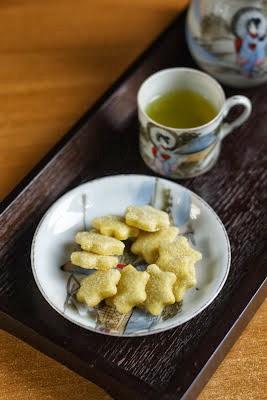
xmin=178 ymin=131 xmax=217 ymax=154
xmin=138 ymin=68 xmax=252 ymax=179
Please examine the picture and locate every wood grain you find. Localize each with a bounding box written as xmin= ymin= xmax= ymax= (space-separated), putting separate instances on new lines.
xmin=0 ymin=1 xmax=266 ymax=399
xmin=0 ymin=300 xmax=265 ymax=400
xmin=198 ymin=300 xmax=267 ymax=400
xmin=0 ymin=0 xmax=187 ymax=199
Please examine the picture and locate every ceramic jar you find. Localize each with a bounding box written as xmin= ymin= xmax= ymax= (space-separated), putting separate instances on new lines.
xmin=186 ymin=0 xmax=267 ymax=88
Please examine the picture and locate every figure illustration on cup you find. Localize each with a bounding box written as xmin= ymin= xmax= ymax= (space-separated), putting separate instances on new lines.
xmin=138 ymin=68 xmax=252 ymax=179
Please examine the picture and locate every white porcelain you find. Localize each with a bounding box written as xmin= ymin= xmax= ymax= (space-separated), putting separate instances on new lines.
xmin=138 ymin=68 xmax=251 ymax=179
xmin=31 ymin=175 xmax=231 ymax=337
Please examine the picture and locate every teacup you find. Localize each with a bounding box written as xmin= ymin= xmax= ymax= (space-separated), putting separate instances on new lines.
xmin=138 ymin=68 xmax=252 ymax=179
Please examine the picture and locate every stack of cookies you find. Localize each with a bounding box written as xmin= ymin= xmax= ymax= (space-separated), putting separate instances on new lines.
xmin=70 ymin=205 xmax=202 ymax=316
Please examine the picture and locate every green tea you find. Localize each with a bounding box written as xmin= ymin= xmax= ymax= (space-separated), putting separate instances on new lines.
xmin=146 ymin=89 xmax=218 ymax=129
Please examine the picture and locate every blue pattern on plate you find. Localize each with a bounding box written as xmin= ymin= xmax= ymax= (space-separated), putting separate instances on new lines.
xmin=125 ymin=308 xmax=159 ymax=334
xmin=135 ymin=180 xmax=156 ymax=205
xmin=171 ymin=189 xmax=192 ymax=227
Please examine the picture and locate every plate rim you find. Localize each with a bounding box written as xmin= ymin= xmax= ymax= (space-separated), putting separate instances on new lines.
xmin=31 ymin=174 xmax=231 ymax=337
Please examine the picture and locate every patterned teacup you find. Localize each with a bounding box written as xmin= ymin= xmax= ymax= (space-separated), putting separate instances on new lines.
xmin=138 ymin=68 xmax=252 ymax=179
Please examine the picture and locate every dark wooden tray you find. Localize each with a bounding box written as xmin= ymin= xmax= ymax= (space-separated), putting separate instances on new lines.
xmin=0 ymin=10 xmax=266 ymax=400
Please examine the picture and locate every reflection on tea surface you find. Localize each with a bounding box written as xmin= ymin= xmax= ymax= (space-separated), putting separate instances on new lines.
xmin=146 ymin=89 xmax=218 ymax=129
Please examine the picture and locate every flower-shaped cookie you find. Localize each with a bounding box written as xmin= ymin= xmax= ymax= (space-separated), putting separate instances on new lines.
xmin=75 ymin=231 xmax=124 ymax=255
xmin=106 ymin=264 xmax=149 ymax=314
xmin=125 ymin=205 xmax=170 ymax=232
xmin=144 ymin=264 xmax=176 ymax=315
xmin=76 ymin=269 xmax=121 ymax=307
xmin=131 ymin=227 xmax=179 ymax=264
xmin=71 ymin=251 xmax=118 ymax=271
xmin=156 ymin=236 xmax=202 ymax=302
xmin=92 ymin=215 xmax=139 ymax=240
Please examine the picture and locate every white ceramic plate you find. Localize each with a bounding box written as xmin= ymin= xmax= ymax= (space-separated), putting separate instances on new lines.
xmin=31 ymin=174 xmax=230 ymax=337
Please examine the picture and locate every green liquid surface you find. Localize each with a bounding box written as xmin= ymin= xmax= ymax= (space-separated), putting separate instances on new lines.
xmin=146 ymin=89 xmax=218 ymax=129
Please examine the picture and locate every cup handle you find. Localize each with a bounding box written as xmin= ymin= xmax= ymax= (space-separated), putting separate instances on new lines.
xmin=220 ymin=95 xmax=252 ymax=139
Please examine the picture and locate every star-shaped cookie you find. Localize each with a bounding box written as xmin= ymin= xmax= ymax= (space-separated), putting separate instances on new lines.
xmin=173 ymin=263 xmax=197 ymax=302
xmin=92 ymin=215 xmax=139 ymax=240
xmin=71 ymin=251 xmax=118 ymax=271
xmin=144 ymin=264 xmax=176 ymax=315
xmin=106 ymin=264 xmax=149 ymax=314
xmin=131 ymin=226 xmax=179 ymax=264
xmin=75 ymin=230 xmax=124 ymax=255
xmin=76 ymin=269 xmax=121 ymax=307
xmin=125 ymin=205 xmax=170 ymax=232
xmin=156 ymin=236 xmax=202 ymax=301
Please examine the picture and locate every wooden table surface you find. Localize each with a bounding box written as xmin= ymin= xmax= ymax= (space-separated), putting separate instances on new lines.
xmin=0 ymin=1 xmax=266 ymax=399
